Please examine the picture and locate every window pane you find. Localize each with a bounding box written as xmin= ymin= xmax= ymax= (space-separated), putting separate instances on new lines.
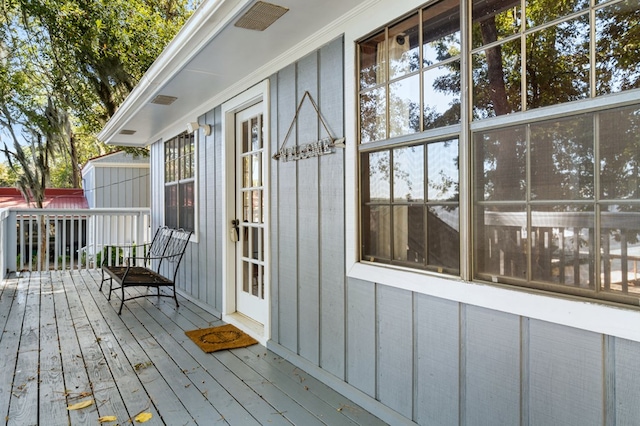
xmin=423 ymin=0 xmax=460 ymax=66
xmin=530 ymin=114 xmax=594 ymax=200
xmin=601 ymin=205 xmax=640 ymax=296
xmin=360 ymin=87 xmax=387 ymax=143
xmin=472 ymin=0 xmax=521 ymax=48
xmin=363 ymin=151 xmax=391 ymax=202
xmin=474 ymin=126 xmax=526 ymax=201
xmin=393 ymin=145 xmax=424 ymax=202
xmin=525 ymin=0 xmax=590 ymax=29
xmin=243 ymin=155 xmax=251 ymax=188
xmin=424 ymin=62 xmax=461 ymax=129
xmin=472 ymin=38 xmax=522 ymax=119
xmin=599 ymin=105 xmax=640 ymax=200
xmin=526 ymin=16 xmax=590 ymax=110
xmin=428 ymin=139 xmax=459 ymax=201
xmin=165 ymin=184 xmax=178 ymax=229
xmin=531 ymin=206 xmax=595 ymax=289
xmin=251 ymin=116 xmax=262 ymax=151
xmin=252 ymin=153 xmax=261 ymax=187
xmin=595 ymin=0 xmax=640 ymax=95
xmin=389 ymin=75 xmax=420 ymax=138
xmin=362 ymin=205 xmax=391 ymax=261
xmin=360 ymin=31 xmax=386 ymax=90
xmin=428 ymin=205 xmax=460 ymax=271
xmin=179 ymin=181 xmax=195 ymax=231
xmin=475 ymin=206 xmax=528 ymax=280
xmin=389 ymin=14 xmax=420 ymax=80
xmin=393 ymin=205 xmax=425 ymax=263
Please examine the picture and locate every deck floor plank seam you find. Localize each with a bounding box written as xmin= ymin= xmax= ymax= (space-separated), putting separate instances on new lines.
xmin=0 ymin=271 xmax=387 ymax=426
xmin=126 ymin=294 xmax=278 ymax=426
xmin=61 ymin=270 xmax=135 ymax=423
xmin=37 ymin=273 xmax=69 ymax=426
xmin=52 ymin=271 xmax=96 ymax=425
xmin=8 ymin=275 xmax=42 ymax=425
xmin=72 ymin=270 xmax=191 ymax=425
xmin=0 ymin=277 xmax=22 ymax=421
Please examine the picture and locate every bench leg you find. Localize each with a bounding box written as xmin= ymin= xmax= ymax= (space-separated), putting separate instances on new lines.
xmin=118 ymin=285 xmax=125 ymax=315
xmin=173 ymin=285 xmax=179 ymax=308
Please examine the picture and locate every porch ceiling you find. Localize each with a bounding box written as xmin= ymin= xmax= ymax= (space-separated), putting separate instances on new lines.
xmin=98 ymin=0 xmax=365 ymax=147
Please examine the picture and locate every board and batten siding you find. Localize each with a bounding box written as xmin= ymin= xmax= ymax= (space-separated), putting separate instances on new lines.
xmin=148 ymin=35 xmax=640 ymax=425
xmin=269 ymin=37 xmax=347 ymax=380
xmin=150 ymin=107 xmax=224 ymax=313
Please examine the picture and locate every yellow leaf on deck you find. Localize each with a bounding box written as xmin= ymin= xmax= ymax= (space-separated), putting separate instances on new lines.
xmin=67 ymin=399 xmax=94 ymax=410
xmin=134 ymin=412 xmax=152 ymax=423
xmin=98 ymin=416 xmax=117 ymax=423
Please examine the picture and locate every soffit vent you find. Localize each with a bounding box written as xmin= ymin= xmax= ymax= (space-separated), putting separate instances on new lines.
xmin=150 ymin=95 xmax=178 ymax=105
xmin=234 ymin=1 xmax=289 ymax=31
xmin=119 ymin=129 xmax=136 ymax=135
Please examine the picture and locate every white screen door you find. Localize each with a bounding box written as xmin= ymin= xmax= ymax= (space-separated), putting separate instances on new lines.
xmin=234 ymin=103 xmax=268 ymax=325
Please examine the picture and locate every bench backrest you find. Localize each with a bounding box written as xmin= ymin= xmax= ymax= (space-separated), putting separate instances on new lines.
xmin=147 ymin=226 xmax=174 ymax=262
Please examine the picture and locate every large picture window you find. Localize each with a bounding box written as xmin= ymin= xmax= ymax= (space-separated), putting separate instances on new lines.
xmin=357 ymin=0 xmax=640 ymax=304
xmin=164 ymin=133 xmax=195 ymax=232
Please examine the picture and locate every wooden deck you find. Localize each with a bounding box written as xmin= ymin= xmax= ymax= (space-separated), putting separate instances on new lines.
xmin=0 ymin=270 xmax=386 ymax=425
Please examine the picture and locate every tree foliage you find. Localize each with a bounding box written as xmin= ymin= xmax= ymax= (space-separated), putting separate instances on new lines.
xmin=0 ymin=0 xmax=196 ymax=195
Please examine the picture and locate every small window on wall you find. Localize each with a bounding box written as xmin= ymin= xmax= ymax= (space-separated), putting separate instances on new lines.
xmin=164 ymin=132 xmax=195 ymax=232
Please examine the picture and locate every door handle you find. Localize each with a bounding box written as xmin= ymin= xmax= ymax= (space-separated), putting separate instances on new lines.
xmin=230 ymin=219 xmax=239 ymax=242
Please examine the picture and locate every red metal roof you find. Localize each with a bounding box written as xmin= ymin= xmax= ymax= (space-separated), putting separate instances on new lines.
xmin=0 ymin=188 xmax=88 ymax=209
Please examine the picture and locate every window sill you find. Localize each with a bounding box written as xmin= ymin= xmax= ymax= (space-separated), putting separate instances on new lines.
xmin=348 ymin=261 xmax=640 ymax=342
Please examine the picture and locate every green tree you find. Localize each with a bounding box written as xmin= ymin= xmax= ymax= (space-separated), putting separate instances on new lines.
xmin=0 ymin=0 xmax=193 ymax=191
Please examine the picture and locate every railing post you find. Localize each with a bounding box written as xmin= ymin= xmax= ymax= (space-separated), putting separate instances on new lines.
xmin=4 ymin=210 xmax=17 ymax=276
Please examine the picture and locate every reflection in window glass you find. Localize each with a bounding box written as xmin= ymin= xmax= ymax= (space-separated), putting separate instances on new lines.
xmin=526 ymin=15 xmax=590 ymax=109
xmin=365 ymin=151 xmax=391 ymax=202
xmin=428 ymin=206 xmax=460 ymax=271
xmin=393 ymin=145 xmax=424 ymax=202
xmin=472 ymin=38 xmax=522 ymax=119
xmin=360 ymin=87 xmax=386 ymax=143
xmin=389 ymin=75 xmax=421 ymax=138
xmin=394 ymin=205 xmax=425 ymax=263
xmin=599 ymin=105 xmax=640 ymax=200
xmin=428 ymin=140 xmax=459 ymax=201
xmin=424 ymin=63 xmax=461 ymax=129
xmin=471 ymin=0 xmax=521 ymax=48
xmin=530 ymin=206 xmax=595 ymax=289
xmin=389 ymin=14 xmax=420 ymax=80
xmin=360 ymin=31 xmax=386 ymax=90
xmin=361 ymin=138 xmax=459 ymax=273
xmin=529 ymin=114 xmax=594 ymax=200
xmin=363 ymin=205 xmax=391 ymax=260
xmin=474 ymin=206 xmax=528 ymax=280
xmin=474 ymin=125 xmax=526 ymax=201
xmin=422 ymin=0 xmax=460 ymax=66
xmin=596 ymin=0 xmax=640 ymax=95
xmin=525 ymin=0 xmax=590 ymax=29
xmin=601 ymin=205 xmax=640 ymax=296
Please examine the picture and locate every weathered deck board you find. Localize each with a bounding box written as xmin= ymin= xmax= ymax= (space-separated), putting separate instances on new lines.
xmin=0 ymin=270 xmax=384 ymax=425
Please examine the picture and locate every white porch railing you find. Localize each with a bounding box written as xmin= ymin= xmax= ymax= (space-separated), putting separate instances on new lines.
xmin=0 ymin=208 xmax=151 ymax=276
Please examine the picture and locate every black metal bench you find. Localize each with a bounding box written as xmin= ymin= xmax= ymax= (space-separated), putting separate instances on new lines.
xmin=100 ymin=227 xmax=192 ymax=314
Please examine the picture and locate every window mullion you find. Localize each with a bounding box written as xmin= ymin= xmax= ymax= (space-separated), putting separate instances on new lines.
xmin=459 ymin=0 xmax=471 ymax=281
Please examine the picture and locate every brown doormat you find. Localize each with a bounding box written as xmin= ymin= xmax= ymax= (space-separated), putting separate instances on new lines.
xmin=185 ymin=324 xmax=258 ymax=353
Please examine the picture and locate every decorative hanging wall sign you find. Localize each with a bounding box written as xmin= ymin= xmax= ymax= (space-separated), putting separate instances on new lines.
xmin=273 ymin=91 xmax=345 ymax=162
